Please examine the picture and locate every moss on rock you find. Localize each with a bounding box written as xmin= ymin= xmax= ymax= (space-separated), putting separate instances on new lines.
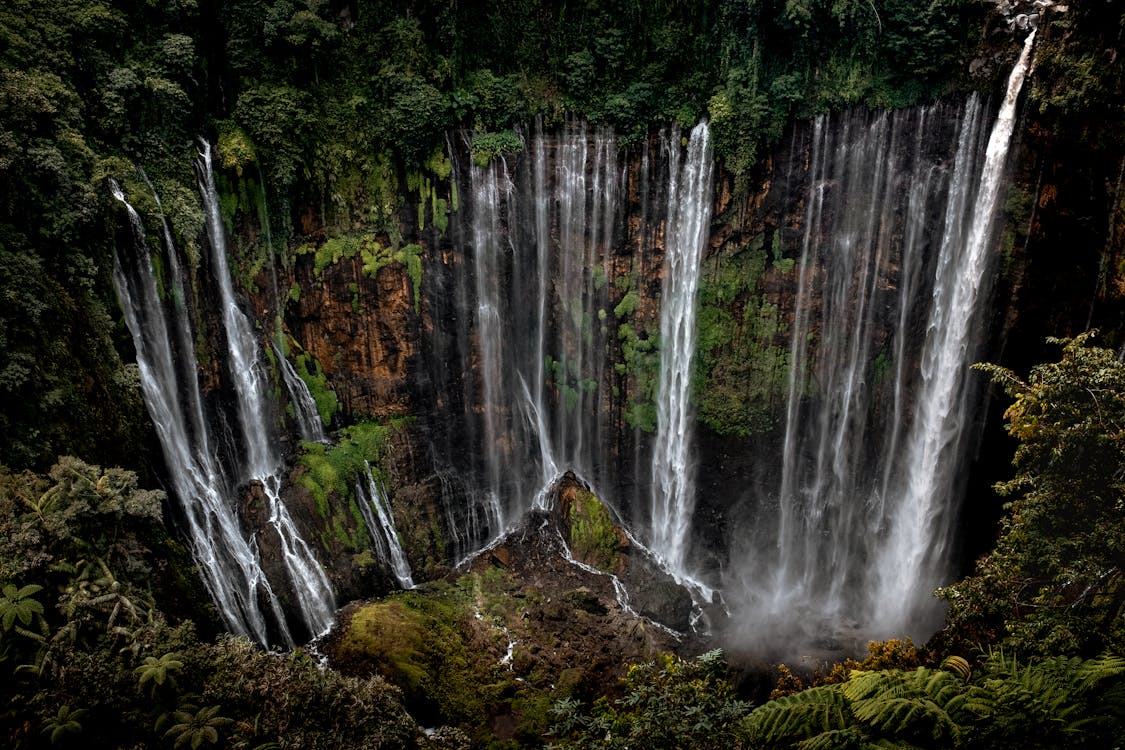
xmin=564 ymin=488 xmax=622 ymax=573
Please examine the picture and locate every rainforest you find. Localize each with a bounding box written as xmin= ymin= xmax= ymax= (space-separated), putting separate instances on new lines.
xmin=2 ymin=0 xmax=1124 ymax=747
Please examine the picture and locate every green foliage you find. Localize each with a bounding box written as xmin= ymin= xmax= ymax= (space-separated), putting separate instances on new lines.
xmin=0 ymin=583 xmax=46 ymax=634
xmin=134 ymin=652 xmax=184 ymax=697
xmin=296 ymin=234 xmax=424 ymax=313
xmin=744 ymin=651 xmax=1125 ymax=750
xmin=549 ymin=649 xmax=752 ymax=749
xmin=399 ymin=243 xmax=424 ymax=314
xmin=471 ymin=130 xmax=524 ymax=168
xmin=293 ymin=352 xmax=337 ymax=426
xmin=940 ymin=332 xmax=1125 ymax=656
xmin=216 ymin=124 xmax=257 ymax=178
xmin=163 ymin=704 xmax=231 ymax=749
xmin=613 ymin=289 xmax=638 ymax=319
xmin=617 ymin=323 xmax=660 ymax=432
xmin=1027 ymin=0 xmax=1125 ymax=150
xmin=201 ymin=635 xmax=419 ymax=749
xmin=297 ymin=421 xmax=392 ymax=518
xmin=565 ymin=489 xmax=620 ymax=572
xmin=694 ymin=240 xmax=791 ymax=437
xmin=41 ymin=704 xmax=87 ymax=745
xmin=331 ymin=586 xmax=489 ymax=727
xmin=234 ymin=84 xmax=314 ymax=187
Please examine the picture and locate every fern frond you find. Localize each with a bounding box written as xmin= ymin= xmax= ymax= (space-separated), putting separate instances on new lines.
xmin=1077 ymin=652 xmax=1125 ymax=689
xmin=842 ymin=670 xmax=908 ymax=703
xmin=744 ymin=685 xmax=852 ymax=743
xmin=795 ymin=726 xmax=868 ymax=750
xmin=852 ymin=696 xmax=958 ymax=743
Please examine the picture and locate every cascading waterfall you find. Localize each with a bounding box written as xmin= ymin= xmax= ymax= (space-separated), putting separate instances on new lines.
xmin=873 ymin=30 xmax=1038 ymax=633
xmin=275 ymin=346 xmax=327 ymax=443
xmin=458 ymin=120 xmax=622 ymax=536
xmin=196 ymin=141 xmax=337 ymax=639
xmin=110 ymin=179 xmax=292 ymax=646
xmin=649 ymin=122 xmax=714 ymax=579
xmin=357 ymin=463 xmax=415 ymax=589
xmin=733 ymin=33 xmax=1036 ymax=646
xmin=468 ymin=150 xmax=511 ymax=534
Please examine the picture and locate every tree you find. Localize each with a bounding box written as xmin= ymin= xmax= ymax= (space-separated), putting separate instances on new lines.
xmin=938 ymin=332 xmax=1125 ymax=656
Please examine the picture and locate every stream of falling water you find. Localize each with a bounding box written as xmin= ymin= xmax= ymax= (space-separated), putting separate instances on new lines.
xmin=459 ymin=119 xmax=622 ymax=542
xmin=873 ymin=30 xmax=1038 ymax=633
xmin=275 ymin=345 xmax=327 ymax=443
xmin=734 ymin=32 xmax=1037 ymax=647
xmin=357 ymin=463 xmax=415 ymax=589
xmin=649 ymin=122 xmax=714 ymax=579
xmin=111 ymin=179 xmax=292 ymax=646
xmin=196 ymin=142 xmax=337 ymax=639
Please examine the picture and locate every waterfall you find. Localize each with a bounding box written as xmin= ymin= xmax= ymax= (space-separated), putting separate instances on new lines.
xmin=456 ymin=121 xmax=621 ymax=541
xmin=873 ymin=30 xmax=1038 ymax=633
xmin=468 ymin=151 xmax=510 ymax=534
xmin=732 ymin=34 xmax=1035 ymax=647
xmin=650 ymin=122 xmax=714 ymax=578
xmin=759 ymin=104 xmax=979 ymax=636
xmin=275 ymin=345 xmax=327 ymax=443
xmin=110 ymin=179 xmax=293 ymax=646
xmin=196 ymin=141 xmax=337 ymax=639
xmin=357 ymin=463 xmax=415 ymax=589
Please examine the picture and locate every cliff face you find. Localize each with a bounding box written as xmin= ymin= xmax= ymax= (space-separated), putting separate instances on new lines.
xmin=193 ymin=19 xmax=1123 ymax=636
xmin=293 ymin=263 xmax=414 ymax=418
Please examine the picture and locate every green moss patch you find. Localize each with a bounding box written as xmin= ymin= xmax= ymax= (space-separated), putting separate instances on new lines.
xmin=293 ymin=352 xmax=338 ymax=426
xmin=565 ymin=489 xmax=621 ymax=572
xmin=694 ymin=238 xmax=792 ymax=437
xmin=332 ymin=586 xmax=492 ymax=727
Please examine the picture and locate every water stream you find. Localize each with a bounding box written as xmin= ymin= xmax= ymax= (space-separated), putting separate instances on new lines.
xmin=196 ymin=142 xmax=337 ymax=639
xmin=649 ymin=122 xmax=715 ymax=579
xmin=357 ymin=462 xmax=415 ymax=589
xmin=731 ymin=33 xmax=1037 ymax=646
xmin=110 ymin=179 xmax=292 ymax=646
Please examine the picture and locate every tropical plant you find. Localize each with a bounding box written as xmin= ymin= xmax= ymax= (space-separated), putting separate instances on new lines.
xmin=939 ymin=332 xmax=1125 ymax=656
xmin=41 ymin=704 xmax=87 ymax=745
xmin=135 ymin=651 xmax=184 ymax=697
xmin=743 ymin=650 xmax=1125 ymax=749
xmin=163 ymin=704 xmax=232 ymax=749
xmin=0 ymin=583 xmax=47 ymax=640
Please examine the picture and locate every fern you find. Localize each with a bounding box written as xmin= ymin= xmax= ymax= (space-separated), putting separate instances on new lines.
xmin=41 ymin=704 xmax=86 ymax=745
xmin=744 ymin=684 xmax=853 ymax=744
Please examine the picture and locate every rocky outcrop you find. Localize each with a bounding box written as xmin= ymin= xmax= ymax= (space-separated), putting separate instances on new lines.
xmin=552 ymin=473 xmax=694 ymax=632
xmin=320 ymin=480 xmax=685 ymax=738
